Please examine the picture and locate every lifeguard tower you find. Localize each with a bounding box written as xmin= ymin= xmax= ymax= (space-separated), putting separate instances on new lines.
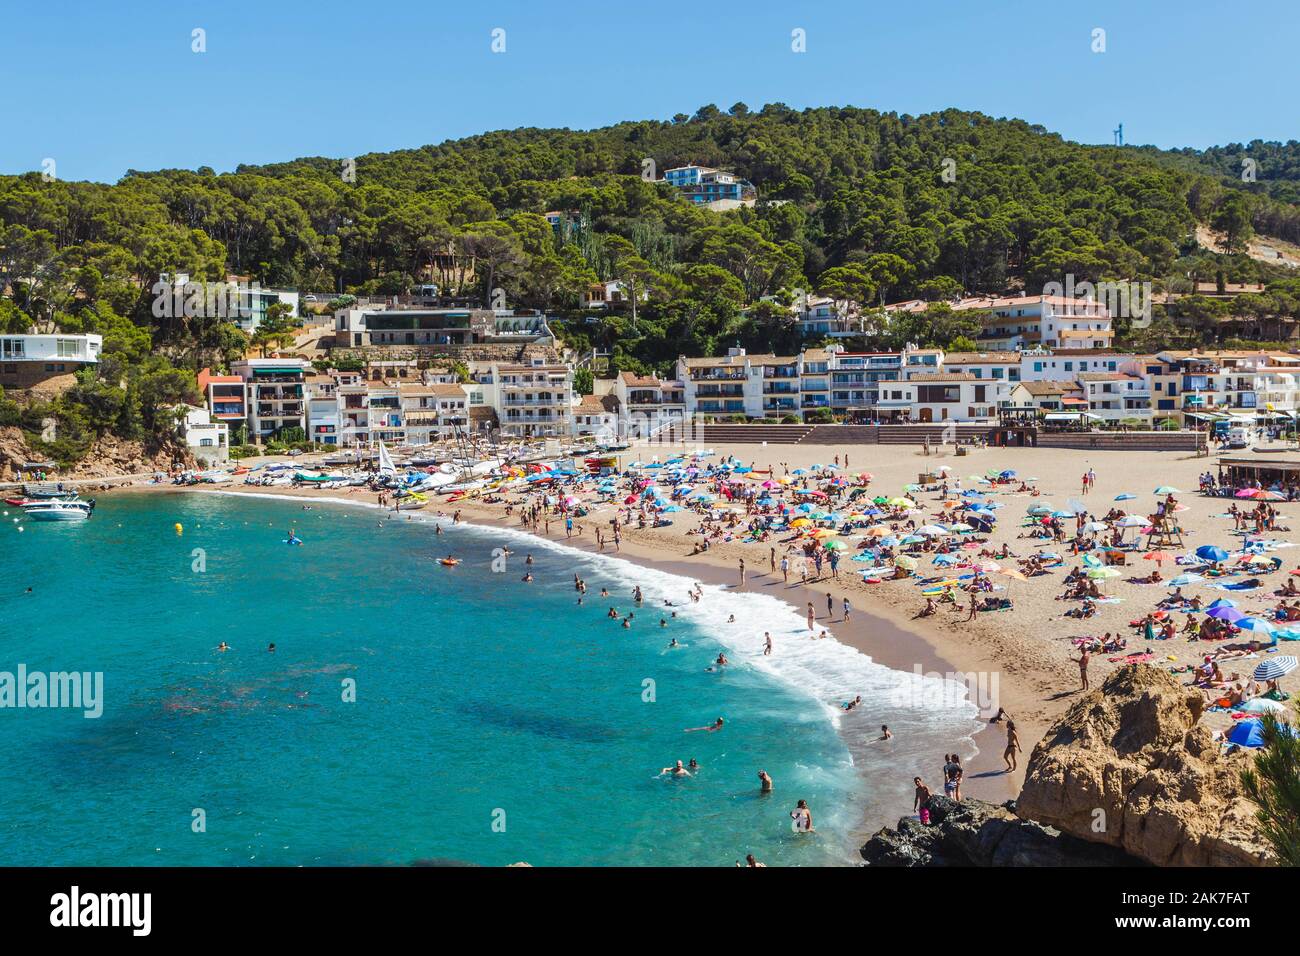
xmin=1146 ymin=512 xmax=1184 ymax=549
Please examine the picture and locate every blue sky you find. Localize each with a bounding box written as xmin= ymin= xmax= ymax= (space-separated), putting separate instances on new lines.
xmin=2 ymin=0 xmax=1293 ymax=183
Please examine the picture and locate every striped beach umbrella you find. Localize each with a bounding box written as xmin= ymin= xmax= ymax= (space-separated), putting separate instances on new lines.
xmin=1254 ymin=656 xmax=1298 ymax=681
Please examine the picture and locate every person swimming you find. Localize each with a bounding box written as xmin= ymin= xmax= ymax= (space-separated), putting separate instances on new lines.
xmin=660 ymin=760 xmax=691 ymax=778
xmin=217 ymin=642 xmax=230 ymax=652
xmin=685 ymin=717 xmax=725 ymax=733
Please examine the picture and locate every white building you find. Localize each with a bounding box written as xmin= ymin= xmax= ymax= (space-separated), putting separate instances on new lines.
xmin=888 ymin=373 xmax=1011 ymax=423
xmin=231 ymin=357 xmax=312 ymax=443
xmin=0 ymin=333 xmax=102 ymax=395
xmin=492 ymin=363 xmax=574 ymax=438
xmin=612 ymin=371 xmax=686 ymax=438
xmin=179 ymin=405 xmax=229 ymax=464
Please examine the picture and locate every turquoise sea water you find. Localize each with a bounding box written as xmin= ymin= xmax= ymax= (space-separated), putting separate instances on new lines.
xmin=0 ymin=491 xmax=979 ymax=866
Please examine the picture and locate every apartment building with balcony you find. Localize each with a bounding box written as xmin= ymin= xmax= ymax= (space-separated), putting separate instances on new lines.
xmin=612 ymin=371 xmax=686 ymax=438
xmin=0 ymin=332 xmax=102 ymax=396
xmin=1076 ymin=372 xmax=1153 ymax=423
xmin=799 ymin=348 xmax=831 ymax=414
xmin=888 ymin=294 xmax=1115 ymax=351
xmin=676 ymin=349 xmax=761 ymax=419
xmin=231 ymin=358 xmax=311 ymax=442
xmin=492 ymin=363 xmax=573 ymax=438
xmin=889 ymin=373 xmax=1012 ymax=423
xmin=400 ymin=382 xmax=469 ymax=444
xmin=197 ymin=368 xmax=247 ymax=434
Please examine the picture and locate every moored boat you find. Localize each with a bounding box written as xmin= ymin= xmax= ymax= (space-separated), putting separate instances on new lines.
xmin=21 ymin=498 xmax=95 ymax=521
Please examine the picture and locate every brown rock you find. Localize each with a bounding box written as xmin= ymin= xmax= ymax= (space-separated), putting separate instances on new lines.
xmin=1015 ymin=664 xmax=1274 ymax=866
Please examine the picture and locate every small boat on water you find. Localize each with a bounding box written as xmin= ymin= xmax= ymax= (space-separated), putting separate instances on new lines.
xmin=22 ymin=498 xmax=95 ymax=521
xmin=21 ymin=482 xmax=77 ymax=500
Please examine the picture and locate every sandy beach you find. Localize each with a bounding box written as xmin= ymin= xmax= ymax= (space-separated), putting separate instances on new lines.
xmin=104 ymin=439 xmax=1300 ymax=823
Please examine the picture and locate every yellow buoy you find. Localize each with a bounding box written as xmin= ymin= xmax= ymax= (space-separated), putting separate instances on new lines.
xmin=174 ymin=523 xmax=183 ymax=534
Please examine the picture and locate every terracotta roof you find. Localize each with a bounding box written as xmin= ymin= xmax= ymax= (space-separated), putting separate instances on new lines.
xmin=577 ymin=394 xmax=619 ymax=413
xmin=620 ymin=371 xmax=661 ymax=387
xmin=907 ymin=372 xmax=977 ymax=382
xmin=941 ymin=351 xmax=1020 ymax=364
xmin=1016 ymin=381 xmax=1074 ymax=396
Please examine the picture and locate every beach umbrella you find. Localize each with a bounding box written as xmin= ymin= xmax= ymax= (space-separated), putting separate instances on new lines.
xmin=1050 ymin=510 xmax=1075 ymax=519
xmin=998 ymin=567 xmax=1027 ymax=581
xmin=1234 ymin=488 xmax=1262 ymax=498
xmin=1116 ymin=515 xmax=1148 ymax=528
xmin=1027 ymin=505 xmax=1054 ymax=515
xmin=1082 ymin=521 xmax=1108 ymax=533
xmin=893 ymin=555 xmax=918 ymax=571
xmin=1169 ymin=573 xmax=1205 ymax=586
xmin=887 ymin=497 xmax=914 ymax=507
xmin=1235 ymin=617 xmax=1277 ymax=634
xmin=790 ymin=517 xmax=811 ymax=528
xmin=761 ymin=480 xmax=778 ymax=489
xmin=1252 ymin=490 xmax=1285 ymax=501
xmin=933 ymin=553 xmax=960 ymax=566
xmin=1206 ymin=605 xmax=1246 ymax=622
xmin=1196 ymin=545 xmax=1230 ymax=563
xmin=1086 ymin=567 xmax=1121 ymax=579
xmin=661 ymin=505 xmax=683 ymax=513
xmin=1143 ymin=551 xmax=1174 ymax=563
xmin=1115 ymin=493 xmax=1137 ymax=501
xmin=1241 ymin=698 xmax=1288 ymax=716
xmin=1154 ymin=486 xmax=1181 ymax=495
xmin=865 ymin=525 xmax=891 ymax=536
xmin=1227 ymin=720 xmax=1268 ymax=748
xmin=917 ymin=524 xmax=949 ymax=537
xmin=948 ymin=522 xmax=974 ymax=532
xmin=822 ymin=540 xmax=846 ymax=551
xmin=1207 ymin=598 xmax=1237 ymax=609
xmin=879 ymin=536 xmax=902 ymax=547
xmin=792 ymin=468 xmax=808 ymax=475
xmin=1254 ymin=656 xmax=1298 ymax=681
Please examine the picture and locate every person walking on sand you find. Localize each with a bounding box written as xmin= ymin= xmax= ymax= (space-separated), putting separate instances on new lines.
xmin=738 ymin=557 xmax=746 ymax=589
xmin=780 ymin=555 xmax=790 ymax=584
xmin=1003 ymin=720 xmax=1022 ymax=773
xmin=842 ymin=597 xmax=852 ymax=622
xmin=763 ymin=631 xmax=773 ymax=656
xmin=965 ymin=591 xmax=979 ymax=622
xmin=770 ymin=547 xmax=776 ymax=573
xmin=1072 ymin=648 xmax=1091 ymax=690
xmin=807 ymin=602 xmax=816 ymax=632
xmin=826 ymin=592 xmax=834 ymax=618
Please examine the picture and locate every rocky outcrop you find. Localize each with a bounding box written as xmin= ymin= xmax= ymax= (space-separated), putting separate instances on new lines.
xmin=861 ymin=797 xmax=1137 ymax=866
xmin=1015 ymin=664 xmax=1273 ymax=867
xmin=0 ymin=426 xmax=193 ymax=481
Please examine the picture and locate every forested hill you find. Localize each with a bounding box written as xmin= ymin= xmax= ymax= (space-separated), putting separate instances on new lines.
xmin=5 ymin=104 xmax=1295 ymax=317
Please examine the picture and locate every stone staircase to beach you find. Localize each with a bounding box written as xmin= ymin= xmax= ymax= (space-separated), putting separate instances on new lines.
xmin=697 ymin=424 xmax=814 ymax=445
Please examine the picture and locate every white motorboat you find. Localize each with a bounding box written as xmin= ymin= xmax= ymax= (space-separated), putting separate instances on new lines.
xmin=22 ymin=498 xmax=95 ymax=521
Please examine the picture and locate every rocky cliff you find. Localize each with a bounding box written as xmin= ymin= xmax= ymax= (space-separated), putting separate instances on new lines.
xmin=861 ymin=796 xmax=1138 ymax=866
xmin=0 ymin=426 xmax=193 ymax=482
xmin=1015 ymin=664 xmax=1273 ymax=866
